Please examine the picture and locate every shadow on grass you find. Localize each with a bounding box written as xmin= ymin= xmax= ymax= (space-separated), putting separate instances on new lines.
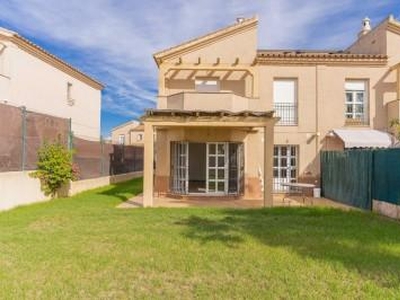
xmin=176 ymin=207 xmax=400 ymax=288
xmin=97 ymin=177 xmax=143 ymax=202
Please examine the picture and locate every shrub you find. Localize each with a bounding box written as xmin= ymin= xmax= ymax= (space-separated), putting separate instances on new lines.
xmin=390 ymin=118 xmax=400 ymax=140
xmin=31 ymin=142 xmax=78 ymax=197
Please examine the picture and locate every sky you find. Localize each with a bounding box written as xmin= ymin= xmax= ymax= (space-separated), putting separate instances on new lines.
xmin=0 ymin=0 xmax=399 ymax=137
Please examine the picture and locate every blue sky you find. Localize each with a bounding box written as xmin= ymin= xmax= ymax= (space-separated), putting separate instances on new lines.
xmin=0 ymin=1 xmax=398 ymax=137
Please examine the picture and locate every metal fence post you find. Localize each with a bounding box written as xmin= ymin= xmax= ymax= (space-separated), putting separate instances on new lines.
xmin=21 ymin=106 xmax=27 ymax=171
xmin=67 ymin=118 xmax=73 ymax=150
xmin=100 ymin=136 xmax=104 ymax=176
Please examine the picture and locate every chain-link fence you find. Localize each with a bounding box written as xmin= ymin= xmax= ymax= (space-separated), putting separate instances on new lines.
xmin=0 ymin=103 xmax=143 ymax=178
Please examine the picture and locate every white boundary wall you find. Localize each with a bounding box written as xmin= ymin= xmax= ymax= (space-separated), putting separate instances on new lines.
xmin=0 ymin=171 xmax=143 ymax=211
xmin=372 ymin=200 xmax=400 ymax=220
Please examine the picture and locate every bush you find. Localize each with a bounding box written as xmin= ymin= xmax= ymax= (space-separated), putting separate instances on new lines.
xmin=31 ymin=142 xmax=78 ymax=197
xmin=390 ymin=118 xmax=400 ymax=140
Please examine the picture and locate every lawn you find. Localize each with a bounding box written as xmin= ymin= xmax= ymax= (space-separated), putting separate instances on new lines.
xmin=1 ymin=178 xmax=400 ymax=299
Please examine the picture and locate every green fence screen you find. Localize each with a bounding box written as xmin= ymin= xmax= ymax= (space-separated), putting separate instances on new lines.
xmin=321 ymin=150 xmax=373 ymax=210
xmin=373 ymin=149 xmax=400 ymax=205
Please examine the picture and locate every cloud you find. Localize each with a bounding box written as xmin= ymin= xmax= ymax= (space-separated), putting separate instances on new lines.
xmin=0 ymin=0 xmax=398 ymax=135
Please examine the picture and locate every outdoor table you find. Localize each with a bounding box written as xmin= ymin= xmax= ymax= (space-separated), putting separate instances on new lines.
xmin=281 ymin=182 xmax=316 ymax=205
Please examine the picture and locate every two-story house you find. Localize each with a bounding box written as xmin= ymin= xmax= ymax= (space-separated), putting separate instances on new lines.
xmin=141 ymin=16 xmax=400 ymax=207
xmin=111 ymin=120 xmax=144 ymax=145
xmin=0 ymin=26 xmax=103 ymax=140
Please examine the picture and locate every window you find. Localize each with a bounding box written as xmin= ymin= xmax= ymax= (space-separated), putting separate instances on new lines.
xmin=118 ymin=134 xmax=125 ymax=145
xmin=136 ymin=134 xmax=143 ymax=141
xmin=195 ymin=78 xmax=220 ymax=92
xmin=345 ymin=80 xmax=368 ymax=125
xmin=67 ymin=82 xmax=74 ymax=106
xmin=273 ymin=79 xmax=298 ymax=125
xmin=273 ymin=145 xmax=298 ymax=192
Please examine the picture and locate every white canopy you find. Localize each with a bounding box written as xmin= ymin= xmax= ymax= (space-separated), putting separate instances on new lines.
xmin=332 ymin=129 xmax=393 ymax=148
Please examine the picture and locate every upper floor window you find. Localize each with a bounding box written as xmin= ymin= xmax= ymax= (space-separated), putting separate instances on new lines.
xmin=137 ymin=133 xmax=143 ymax=141
xmin=118 ymin=134 xmax=125 ymax=145
xmin=195 ymin=78 xmax=220 ymax=92
xmin=345 ymin=80 xmax=368 ymax=125
xmin=67 ymin=82 xmax=75 ymax=106
xmin=273 ymin=79 xmax=298 ymax=125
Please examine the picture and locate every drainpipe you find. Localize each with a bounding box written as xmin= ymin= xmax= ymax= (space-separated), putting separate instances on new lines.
xmin=315 ymin=65 xmax=320 ymax=183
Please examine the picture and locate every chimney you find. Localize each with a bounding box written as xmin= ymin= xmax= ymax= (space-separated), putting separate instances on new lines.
xmin=236 ymin=17 xmax=245 ymax=24
xmin=358 ymin=17 xmax=371 ymax=37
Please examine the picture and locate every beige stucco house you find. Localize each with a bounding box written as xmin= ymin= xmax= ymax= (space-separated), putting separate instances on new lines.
xmin=111 ymin=120 xmax=144 ymax=145
xmin=0 ymin=27 xmax=103 ymax=140
xmin=141 ymin=15 xmax=400 ymax=207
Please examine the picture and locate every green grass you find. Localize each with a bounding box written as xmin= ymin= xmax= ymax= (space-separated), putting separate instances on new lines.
xmin=1 ymin=178 xmax=400 ymax=299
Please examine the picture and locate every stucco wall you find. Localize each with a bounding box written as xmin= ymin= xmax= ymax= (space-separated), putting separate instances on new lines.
xmin=0 ymin=171 xmax=142 ymax=211
xmin=258 ymin=63 xmax=396 ymax=180
xmin=372 ymin=200 xmax=400 ymax=220
xmin=347 ymin=21 xmax=387 ymax=55
xmin=0 ymin=40 xmax=101 ymax=140
xmin=0 ymin=171 xmax=50 ymax=211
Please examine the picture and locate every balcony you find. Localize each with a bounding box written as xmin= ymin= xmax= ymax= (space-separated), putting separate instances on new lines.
xmin=166 ymin=91 xmax=251 ymax=112
xmin=274 ymin=103 xmax=298 ymax=126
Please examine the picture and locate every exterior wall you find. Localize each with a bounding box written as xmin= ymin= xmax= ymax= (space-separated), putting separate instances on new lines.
xmin=386 ymin=29 xmax=400 ymax=65
xmin=347 ymin=21 xmax=387 ymax=55
xmin=165 ymin=92 xmax=251 ymax=112
xmin=155 ymin=127 xmax=265 ymax=199
xmin=0 ymin=171 xmax=50 ymax=211
xmin=164 ymin=25 xmax=257 ymax=65
xmin=258 ymin=63 xmax=397 ymax=184
xmin=373 ymin=200 xmax=400 ymax=220
xmin=157 ymin=22 xmax=258 ymax=109
xmin=0 ymin=39 xmax=101 ymax=140
xmin=111 ymin=121 xmax=144 ymax=145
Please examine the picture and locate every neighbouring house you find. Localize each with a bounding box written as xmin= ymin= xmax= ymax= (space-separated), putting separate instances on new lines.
xmin=111 ymin=120 xmax=144 ymax=146
xmin=0 ymin=26 xmax=103 ymax=140
xmin=141 ymin=15 xmax=400 ymax=207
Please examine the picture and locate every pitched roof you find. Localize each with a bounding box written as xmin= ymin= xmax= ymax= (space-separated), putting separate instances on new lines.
xmin=111 ymin=120 xmax=140 ymax=131
xmin=0 ymin=27 xmax=104 ymax=90
xmin=153 ymin=17 xmax=258 ymax=67
xmin=256 ymin=49 xmax=387 ymax=65
xmin=346 ymin=15 xmax=400 ymax=52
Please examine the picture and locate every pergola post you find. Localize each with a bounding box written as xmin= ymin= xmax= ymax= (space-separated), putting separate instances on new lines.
xmin=143 ymin=122 xmax=154 ymax=207
xmin=263 ymin=123 xmax=274 ymax=207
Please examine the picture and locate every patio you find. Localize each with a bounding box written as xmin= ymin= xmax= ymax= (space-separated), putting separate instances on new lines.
xmin=117 ymin=194 xmax=354 ymax=210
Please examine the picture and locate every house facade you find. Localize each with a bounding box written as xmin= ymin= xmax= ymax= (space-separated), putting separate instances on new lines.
xmin=141 ymin=16 xmax=400 ymax=206
xmin=0 ymin=27 xmax=103 ymax=140
xmin=111 ymin=120 xmax=144 ymax=145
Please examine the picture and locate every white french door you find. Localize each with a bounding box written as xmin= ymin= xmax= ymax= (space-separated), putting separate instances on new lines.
xmin=273 ymin=145 xmax=298 ymax=192
xmin=171 ymin=142 xmax=243 ymax=195
xmin=206 ymin=142 xmax=228 ymax=194
xmin=171 ymin=142 xmax=189 ymax=194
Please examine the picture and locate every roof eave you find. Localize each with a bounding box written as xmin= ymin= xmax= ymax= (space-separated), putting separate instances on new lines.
xmin=0 ymin=30 xmax=104 ymax=90
xmin=153 ymin=16 xmax=258 ymax=66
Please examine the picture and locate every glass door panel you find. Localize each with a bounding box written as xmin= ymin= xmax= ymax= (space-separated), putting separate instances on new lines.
xmin=207 ymin=142 xmax=228 ymax=194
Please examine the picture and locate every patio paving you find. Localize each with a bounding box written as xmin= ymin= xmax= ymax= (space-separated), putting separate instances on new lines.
xmin=117 ymin=194 xmax=355 ymax=210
